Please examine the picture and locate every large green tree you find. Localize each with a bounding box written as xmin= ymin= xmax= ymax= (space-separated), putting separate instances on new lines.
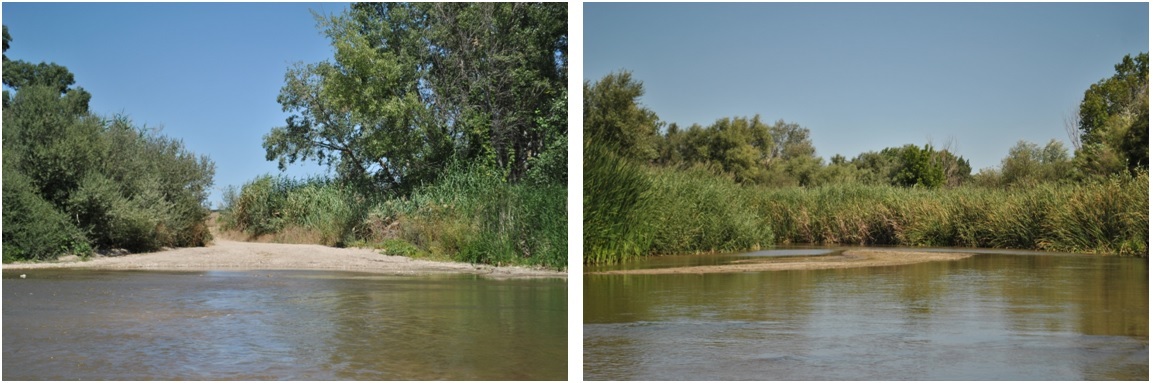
xmin=1075 ymin=52 xmax=1148 ymax=177
xmin=1000 ymin=139 xmax=1073 ymax=185
xmin=892 ymin=144 xmax=945 ymax=188
xmin=584 ymin=71 xmax=661 ymax=163
xmin=265 ymin=2 xmax=567 ymax=190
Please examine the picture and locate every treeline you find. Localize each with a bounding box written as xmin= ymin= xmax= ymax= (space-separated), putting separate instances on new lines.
xmin=585 ymin=53 xmax=1148 ymax=264
xmin=2 ymin=26 xmax=216 ymax=262
xmin=220 ymin=3 xmax=567 ymax=269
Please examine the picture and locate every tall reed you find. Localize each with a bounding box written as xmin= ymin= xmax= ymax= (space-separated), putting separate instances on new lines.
xmin=584 ymin=142 xmax=655 ymax=265
xmin=221 ymin=162 xmax=568 ymax=270
xmin=583 ymin=167 xmax=1148 ymax=263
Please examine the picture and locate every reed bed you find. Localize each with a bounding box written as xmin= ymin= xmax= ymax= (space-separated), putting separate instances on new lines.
xmin=584 ymin=166 xmax=1148 ymax=264
xmin=220 ymin=163 xmax=567 ymax=270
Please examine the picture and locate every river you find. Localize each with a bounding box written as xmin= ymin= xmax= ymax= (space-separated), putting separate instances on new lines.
xmin=585 ymin=248 xmax=1148 ymax=380
xmin=3 ymin=269 xmax=566 ymax=380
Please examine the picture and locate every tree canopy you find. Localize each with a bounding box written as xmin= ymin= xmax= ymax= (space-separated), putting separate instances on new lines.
xmin=265 ymin=2 xmax=567 ymax=192
xmin=1075 ymin=52 xmax=1148 ymax=178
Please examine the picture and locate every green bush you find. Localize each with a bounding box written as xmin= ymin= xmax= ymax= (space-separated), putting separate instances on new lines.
xmin=3 ymin=87 xmax=214 ymax=260
xmin=2 ymin=169 xmax=90 ymax=262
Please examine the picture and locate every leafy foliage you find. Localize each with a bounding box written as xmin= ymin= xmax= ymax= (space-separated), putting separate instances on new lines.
xmin=583 ymin=71 xmax=661 ymax=162
xmin=893 ymin=144 xmax=945 ymax=188
xmin=2 ymin=26 xmax=214 ymax=261
xmin=265 ymin=2 xmax=567 ymax=190
xmin=1075 ymin=52 xmax=1148 ymax=178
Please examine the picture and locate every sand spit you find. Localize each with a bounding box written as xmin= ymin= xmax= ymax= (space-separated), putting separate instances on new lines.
xmin=3 ymin=239 xmax=565 ymax=279
xmin=592 ymin=249 xmax=973 ymax=275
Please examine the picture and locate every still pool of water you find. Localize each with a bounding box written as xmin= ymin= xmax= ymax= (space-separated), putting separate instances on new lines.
xmin=585 ymin=249 xmax=1148 ymax=380
xmin=4 ymin=269 xmax=566 ymax=380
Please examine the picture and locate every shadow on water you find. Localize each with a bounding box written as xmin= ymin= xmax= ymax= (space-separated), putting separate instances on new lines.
xmin=584 ymin=248 xmax=1148 ymax=380
xmin=3 ymin=269 xmax=567 ymax=380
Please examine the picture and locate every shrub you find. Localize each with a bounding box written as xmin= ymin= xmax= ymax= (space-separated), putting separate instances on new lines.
xmin=2 ymin=169 xmax=90 ymax=262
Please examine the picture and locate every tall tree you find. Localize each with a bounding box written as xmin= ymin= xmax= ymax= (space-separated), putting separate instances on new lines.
xmin=266 ymin=3 xmax=567 ymax=189
xmin=584 ymin=71 xmax=661 ymax=162
xmin=1075 ymin=52 xmax=1148 ymax=177
xmin=418 ymin=2 xmax=567 ymax=180
xmin=892 ymin=144 xmax=945 ymax=188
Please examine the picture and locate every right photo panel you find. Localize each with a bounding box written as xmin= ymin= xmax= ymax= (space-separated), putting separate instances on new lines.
xmin=583 ymin=2 xmax=1149 ymax=380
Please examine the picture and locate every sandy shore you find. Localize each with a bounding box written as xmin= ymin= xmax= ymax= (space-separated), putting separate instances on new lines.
xmin=2 ymin=239 xmax=566 ymax=279
xmin=591 ymin=249 xmax=973 ymax=275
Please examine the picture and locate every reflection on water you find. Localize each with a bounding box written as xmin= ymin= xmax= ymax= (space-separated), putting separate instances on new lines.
xmin=3 ymin=270 xmax=566 ymax=380
xmin=585 ymin=247 xmax=840 ymax=273
xmin=585 ymin=250 xmax=1148 ymax=380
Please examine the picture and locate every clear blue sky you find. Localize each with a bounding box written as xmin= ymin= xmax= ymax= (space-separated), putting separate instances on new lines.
xmin=585 ymin=2 xmax=1149 ymax=172
xmin=3 ymin=2 xmax=350 ymax=208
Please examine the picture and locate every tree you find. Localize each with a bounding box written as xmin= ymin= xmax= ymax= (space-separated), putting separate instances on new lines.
xmin=767 ymin=120 xmax=823 ymax=186
xmin=892 ymin=144 xmax=944 ymax=188
xmin=2 ymin=25 xmax=90 ymax=113
xmin=266 ymin=3 xmax=567 ymax=190
xmin=1075 ymin=52 xmax=1148 ymax=177
xmin=852 ymin=150 xmax=901 ymax=185
xmin=584 ymin=71 xmax=661 ymax=162
xmin=999 ymin=139 xmax=1073 ymax=186
xmin=417 ymin=2 xmax=567 ymax=181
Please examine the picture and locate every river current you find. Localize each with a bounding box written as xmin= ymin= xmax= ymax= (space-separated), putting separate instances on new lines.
xmin=585 ymin=248 xmax=1148 ymax=380
xmin=4 ymin=269 xmax=567 ymax=380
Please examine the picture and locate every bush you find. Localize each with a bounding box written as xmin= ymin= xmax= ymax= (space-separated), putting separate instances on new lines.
xmin=3 ymin=88 xmax=215 ymax=260
xmin=2 ymin=169 xmax=90 ymax=262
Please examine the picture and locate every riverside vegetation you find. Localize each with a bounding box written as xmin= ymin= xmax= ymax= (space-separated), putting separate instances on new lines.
xmin=2 ymin=26 xmax=215 ymax=263
xmin=586 ymin=53 xmax=1148 ymax=265
xmin=219 ymin=3 xmax=567 ymax=270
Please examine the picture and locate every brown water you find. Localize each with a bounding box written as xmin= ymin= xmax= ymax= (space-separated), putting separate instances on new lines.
xmin=3 ymin=269 xmax=566 ymax=380
xmin=585 ymin=248 xmax=1148 ymax=380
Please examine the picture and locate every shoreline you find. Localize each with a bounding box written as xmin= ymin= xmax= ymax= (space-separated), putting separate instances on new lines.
xmin=2 ymin=239 xmax=566 ymax=279
xmin=589 ymin=249 xmax=973 ymax=275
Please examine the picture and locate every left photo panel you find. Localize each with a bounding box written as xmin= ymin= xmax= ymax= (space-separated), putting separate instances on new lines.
xmin=1 ymin=2 xmax=569 ymax=380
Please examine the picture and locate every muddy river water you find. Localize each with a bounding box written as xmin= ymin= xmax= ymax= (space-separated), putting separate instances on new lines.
xmin=3 ymin=270 xmax=566 ymax=380
xmin=585 ymin=248 xmax=1147 ymax=380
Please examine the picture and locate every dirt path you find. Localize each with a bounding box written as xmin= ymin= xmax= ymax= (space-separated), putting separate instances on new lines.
xmin=590 ymin=249 xmax=973 ymax=275
xmin=3 ymin=239 xmax=566 ymax=279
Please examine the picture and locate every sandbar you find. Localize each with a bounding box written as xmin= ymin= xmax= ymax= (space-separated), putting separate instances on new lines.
xmin=3 ymin=239 xmax=565 ymax=279
xmin=591 ymin=249 xmax=973 ymax=275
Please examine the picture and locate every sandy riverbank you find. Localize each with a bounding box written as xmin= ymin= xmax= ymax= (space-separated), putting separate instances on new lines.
xmin=3 ymin=239 xmax=566 ymax=279
xmin=590 ymin=249 xmax=973 ymax=275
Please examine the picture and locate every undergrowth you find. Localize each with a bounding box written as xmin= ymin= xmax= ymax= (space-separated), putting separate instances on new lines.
xmin=584 ymin=163 xmax=1148 ymax=264
xmin=219 ymin=162 xmax=567 ymax=270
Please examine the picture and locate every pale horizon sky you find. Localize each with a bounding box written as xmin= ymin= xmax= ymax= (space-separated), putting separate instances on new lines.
xmin=585 ymin=2 xmax=1149 ymax=171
